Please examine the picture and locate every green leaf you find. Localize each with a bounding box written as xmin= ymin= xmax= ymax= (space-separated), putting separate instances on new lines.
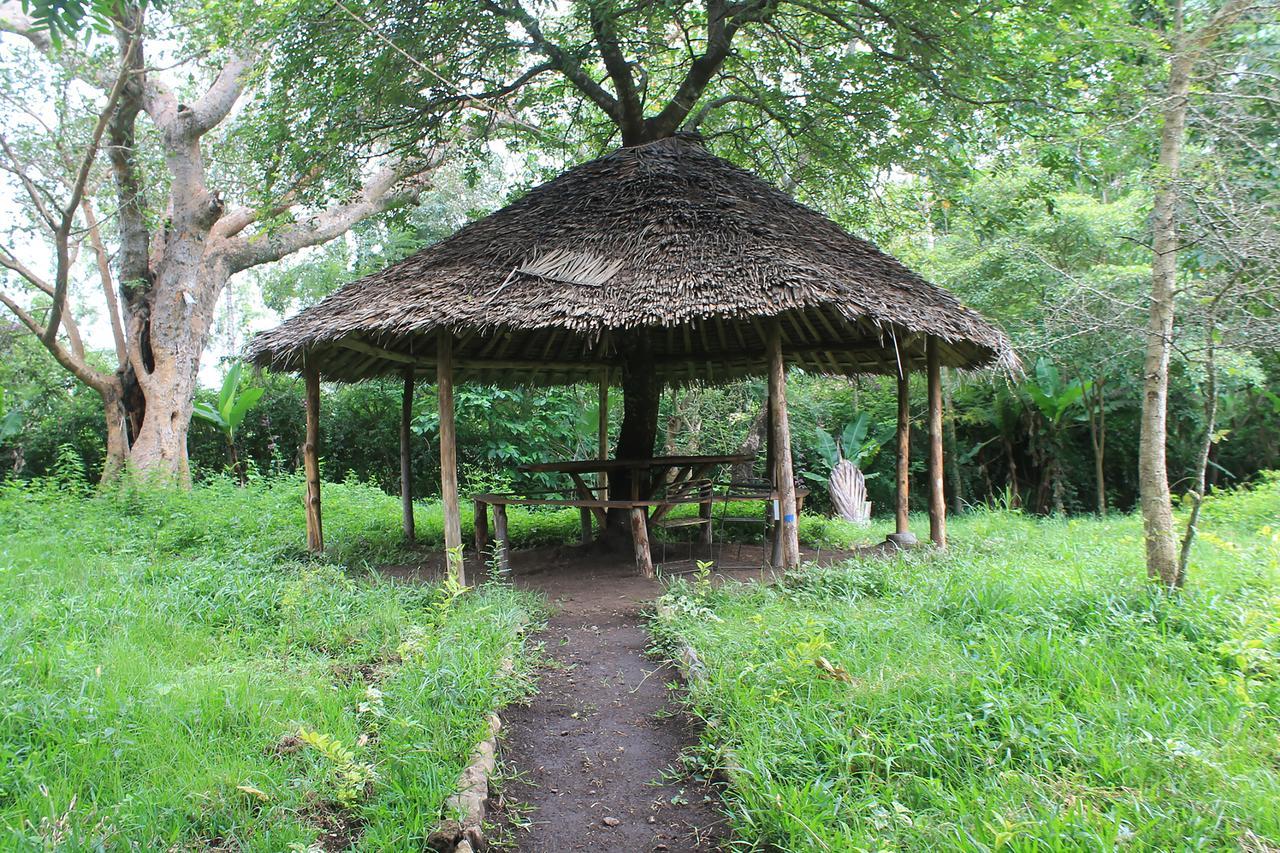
xmin=815 ymin=427 xmax=838 ymax=468
xmin=218 ymin=363 xmax=243 ymax=423
xmin=192 ymin=402 xmax=228 ymax=430
xmin=226 ymin=387 xmax=265 ymax=432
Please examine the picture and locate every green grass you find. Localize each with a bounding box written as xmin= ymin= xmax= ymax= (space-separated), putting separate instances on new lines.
xmin=654 ymin=475 xmax=1280 ymax=851
xmin=0 ymin=471 xmax=540 ymax=851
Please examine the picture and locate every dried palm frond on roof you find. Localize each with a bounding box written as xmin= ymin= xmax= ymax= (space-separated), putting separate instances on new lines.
xmin=248 ymin=134 xmax=1015 ymax=385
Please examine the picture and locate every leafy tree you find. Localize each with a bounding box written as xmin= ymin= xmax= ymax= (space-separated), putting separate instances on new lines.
xmin=0 ymin=0 xmax=456 ymax=483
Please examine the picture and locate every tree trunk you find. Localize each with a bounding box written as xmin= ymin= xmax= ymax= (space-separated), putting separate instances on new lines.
xmin=731 ymin=404 xmax=768 ymax=483
xmin=1084 ymin=376 xmax=1107 ymax=515
xmin=100 ymin=384 xmax=131 ymax=482
xmin=1141 ymin=30 xmax=1195 ymax=587
xmin=943 ymin=373 xmax=963 ymax=513
xmin=607 ymin=342 xmax=660 ymax=537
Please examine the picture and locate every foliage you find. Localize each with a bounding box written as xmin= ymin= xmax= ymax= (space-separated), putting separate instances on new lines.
xmin=1025 ymin=357 xmax=1091 ymax=426
xmin=0 ymin=474 xmax=538 ymax=849
xmin=654 ymin=476 xmax=1280 ymax=850
xmin=192 ymin=363 xmax=265 ymax=441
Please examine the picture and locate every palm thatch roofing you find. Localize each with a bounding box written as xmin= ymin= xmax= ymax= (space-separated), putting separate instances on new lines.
xmin=248 ymin=134 xmax=1013 ymax=385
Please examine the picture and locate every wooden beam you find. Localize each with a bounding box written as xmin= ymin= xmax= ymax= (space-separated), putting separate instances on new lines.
xmin=767 ymin=322 xmax=800 ymax=569
xmin=927 ymin=337 xmax=947 ymax=548
xmin=400 ymin=370 xmax=415 ymax=542
xmin=896 ymin=369 xmax=911 ymax=536
xmin=303 ymin=363 xmax=323 ymax=553
xmin=438 ymin=330 xmax=464 ymax=582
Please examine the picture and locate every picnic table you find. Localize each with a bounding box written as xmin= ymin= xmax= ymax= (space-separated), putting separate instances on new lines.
xmin=474 ymin=454 xmax=769 ymax=577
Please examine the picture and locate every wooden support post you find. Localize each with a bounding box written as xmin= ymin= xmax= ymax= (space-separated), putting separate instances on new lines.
xmin=765 ymin=400 xmax=782 ymax=566
xmin=579 ymin=507 xmax=593 ymax=545
xmin=698 ymin=481 xmax=713 ymax=547
xmin=438 ymin=331 xmax=464 ymax=583
xmin=630 ymin=506 xmax=654 ymax=578
xmin=400 ymin=370 xmax=415 ymax=542
xmin=303 ymin=363 xmax=323 ymax=553
xmin=896 ymin=369 xmax=911 ymax=536
xmin=492 ymin=503 xmax=510 ymax=575
xmin=767 ymin=323 xmax=800 ymax=569
xmin=598 ymin=369 xmax=610 ymax=488
xmin=474 ymin=499 xmax=489 ymax=558
xmin=927 ymin=337 xmax=947 ymax=549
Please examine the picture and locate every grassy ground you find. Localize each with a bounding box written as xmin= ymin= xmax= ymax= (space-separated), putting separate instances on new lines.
xmin=655 ymin=476 xmax=1280 ymax=851
xmin=0 ymin=472 xmax=539 ymax=851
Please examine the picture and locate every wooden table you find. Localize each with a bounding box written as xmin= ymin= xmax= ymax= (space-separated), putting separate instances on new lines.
xmin=512 ymin=454 xmax=754 ymax=574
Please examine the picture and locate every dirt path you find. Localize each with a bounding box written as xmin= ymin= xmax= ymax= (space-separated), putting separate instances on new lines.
xmin=489 ymin=549 xmax=741 ymax=852
xmin=382 ymin=542 xmax=864 ymax=852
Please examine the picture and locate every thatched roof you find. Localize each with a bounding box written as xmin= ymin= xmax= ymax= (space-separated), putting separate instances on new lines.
xmin=249 ymin=134 xmax=1013 ymax=385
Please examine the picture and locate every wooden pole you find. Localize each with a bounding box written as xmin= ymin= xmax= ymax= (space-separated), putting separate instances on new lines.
xmin=303 ymin=362 xmax=323 ymax=553
xmin=765 ymin=398 xmax=782 ymax=566
xmin=896 ymin=369 xmax=911 ymax=536
xmin=767 ymin=323 xmax=800 ymax=569
xmin=474 ymin=499 xmax=489 ymax=557
xmin=438 ymin=331 xmax=464 ymax=583
xmin=630 ymin=506 xmax=654 ymax=578
xmin=492 ymin=503 xmax=510 ymax=575
xmin=598 ymin=369 xmax=610 ymax=475
xmin=927 ymin=337 xmax=947 ymax=548
xmin=400 ymin=370 xmax=415 ymax=542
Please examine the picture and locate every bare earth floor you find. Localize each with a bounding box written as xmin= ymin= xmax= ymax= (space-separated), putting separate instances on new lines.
xmin=382 ymin=541 xmax=865 ymax=852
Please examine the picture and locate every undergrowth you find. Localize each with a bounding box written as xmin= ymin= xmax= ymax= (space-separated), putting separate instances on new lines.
xmin=0 ymin=472 xmax=539 ymax=851
xmin=655 ymin=475 xmax=1280 ymax=851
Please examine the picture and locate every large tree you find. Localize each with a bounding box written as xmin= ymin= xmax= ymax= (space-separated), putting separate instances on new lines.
xmin=0 ymin=0 xmax=461 ymax=482
xmin=262 ymin=0 xmax=1105 ymax=514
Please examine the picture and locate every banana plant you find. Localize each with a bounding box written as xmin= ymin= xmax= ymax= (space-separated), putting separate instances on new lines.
xmin=193 ymin=363 xmax=263 ymax=483
xmin=1024 ymin=357 xmax=1092 ymax=513
xmin=806 ymin=412 xmax=881 ymax=522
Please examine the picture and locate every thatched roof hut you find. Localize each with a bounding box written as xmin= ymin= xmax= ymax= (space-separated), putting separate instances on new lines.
xmin=252 ymin=133 xmax=1013 ymax=574
xmin=248 ymin=134 xmax=1011 ymax=384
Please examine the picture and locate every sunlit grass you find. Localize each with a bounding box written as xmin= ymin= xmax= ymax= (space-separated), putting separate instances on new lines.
xmin=0 ymin=473 xmax=539 ymax=850
xmin=655 ymin=475 xmax=1280 ymax=850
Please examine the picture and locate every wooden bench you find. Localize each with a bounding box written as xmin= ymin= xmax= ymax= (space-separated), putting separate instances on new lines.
xmin=472 ymin=485 xmax=799 ymax=578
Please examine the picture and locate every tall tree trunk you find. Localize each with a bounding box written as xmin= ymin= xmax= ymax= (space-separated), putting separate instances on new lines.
xmin=607 ymin=342 xmax=660 ymax=536
xmin=943 ymin=374 xmax=964 ymax=513
xmin=1084 ymin=376 xmax=1107 ymax=516
xmin=1141 ymin=23 xmax=1194 ymax=587
xmin=125 ymin=246 xmax=229 ymax=483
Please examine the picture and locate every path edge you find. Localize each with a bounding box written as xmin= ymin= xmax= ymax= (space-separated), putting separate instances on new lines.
xmin=428 ymin=631 xmax=523 ymax=852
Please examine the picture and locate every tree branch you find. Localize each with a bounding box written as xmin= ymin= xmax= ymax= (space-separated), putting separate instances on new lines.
xmin=224 ymin=151 xmax=445 ymax=273
xmin=186 ymin=53 xmax=257 ymax=136
xmin=42 ymin=35 xmax=137 ymax=348
xmin=0 ymin=289 xmax=110 ymax=393
xmin=483 ymin=0 xmax=624 ymax=124
xmin=644 ymin=0 xmax=778 ymax=140
xmin=589 ymin=2 xmax=644 ymax=142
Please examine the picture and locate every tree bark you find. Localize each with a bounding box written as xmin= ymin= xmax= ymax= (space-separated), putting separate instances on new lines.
xmin=1141 ymin=26 xmax=1194 ymax=587
xmin=608 ymin=340 xmax=660 ymax=536
xmin=927 ymin=338 xmax=946 ymax=548
xmin=896 ymin=370 xmax=910 ymax=534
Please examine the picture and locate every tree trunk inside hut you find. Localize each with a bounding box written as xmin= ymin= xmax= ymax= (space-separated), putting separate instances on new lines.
xmin=606 ymin=343 xmax=661 ymax=540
